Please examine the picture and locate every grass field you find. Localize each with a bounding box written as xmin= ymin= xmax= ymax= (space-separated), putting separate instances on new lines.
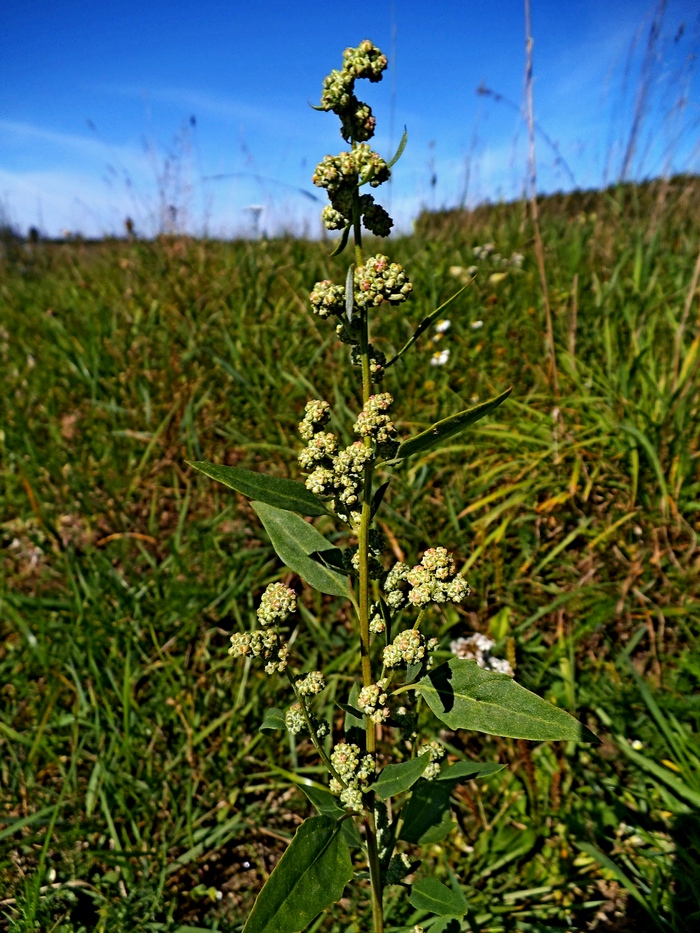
xmin=1 ymin=175 xmax=700 ymax=932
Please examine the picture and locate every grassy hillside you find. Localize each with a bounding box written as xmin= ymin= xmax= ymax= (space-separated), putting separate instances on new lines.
xmin=1 ymin=176 xmax=699 ymax=932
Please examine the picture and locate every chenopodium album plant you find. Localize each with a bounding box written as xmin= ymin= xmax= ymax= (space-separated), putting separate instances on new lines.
xmin=191 ymin=40 xmax=596 ymax=933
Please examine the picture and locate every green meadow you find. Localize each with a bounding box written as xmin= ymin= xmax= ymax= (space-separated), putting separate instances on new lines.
xmin=1 ymin=176 xmax=699 ymax=931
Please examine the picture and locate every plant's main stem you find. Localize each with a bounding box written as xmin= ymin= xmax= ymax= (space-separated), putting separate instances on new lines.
xmin=352 ymin=180 xmax=384 ymax=933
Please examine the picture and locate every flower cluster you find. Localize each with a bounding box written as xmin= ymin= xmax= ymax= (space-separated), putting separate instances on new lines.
xmin=229 ymin=629 xmax=289 ymax=675
xmin=285 ymin=702 xmax=330 ymax=738
xmin=417 ymin=740 xmax=445 ymax=780
xmin=354 ymin=254 xmax=412 ymax=309
xmin=358 ymin=680 xmax=390 ymax=723
xmin=309 ymin=280 xmax=346 ymax=319
xmin=329 ymin=742 xmax=375 ymax=811
xmin=229 ymin=582 xmax=296 ymax=674
xmin=296 ymin=671 xmax=326 ymax=696
xmin=369 ymin=603 xmax=386 ymax=634
xmin=257 ymin=583 xmax=297 ymax=626
xmin=383 ymin=629 xmax=437 ymax=669
xmin=450 ymin=633 xmax=514 ymax=676
xmin=406 ymin=547 xmax=470 ymax=607
xmin=298 ymin=399 xmax=331 ymax=440
xmin=313 ymin=41 xmax=394 ymax=235
xmin=353 ymin=392 xmax=399 ymax=458
xmin=298 ymin=400 xmax=377 ymax=523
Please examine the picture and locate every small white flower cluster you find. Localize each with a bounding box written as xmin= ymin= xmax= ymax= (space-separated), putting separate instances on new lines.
xmin=369 ymin=604 xmax=386 ymax=634
xmin=229 ymin=629 xmax=289 ymax=675
xmin=298 ymin=399 xmax=331 ymax=440
xmin=309 ymin=280 xmax=346 ymax=319
xmin=329 ymin=742 xmax=374 ymax=812
xmin=383 ymin=629 xmax=437 ymax=669
xmin=417 ymin=740 xmax=445 ymax=780
xmin=406 ymin=547 xmax=470 ymax=607
xmin=285 ymin=702 xmax=330 ymax=738
xmin=296 ymin=671 xmax=325 ymax=696
xmin=229 ymin=583 xmax=296 ymax=674
xmin=298 ymin=399 xmax=375 ymax=520
xmin=450 ymin=633 xmax=514 ymax=676
xmin=354 ymin=254 xmax=412 ymax=309
xmin=353 ymin=392 xmax=399 ymax=458
xmin=257 ymin=583 xmax=297 ymax=626
xmin=470 ymin=243 xmax=523 ymax=268
xmin=358 ymin=680 xmax=390 ymax=723
xmin=313 ymin=145 xmax=390 ymax=196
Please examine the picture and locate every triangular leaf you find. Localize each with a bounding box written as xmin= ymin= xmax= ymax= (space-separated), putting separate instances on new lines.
xmin=330 ymin=223 xmax=351 ymax=257
xmin=438 ymin=760 xmax=505 ymax=783
xmin=345 ymin=263 xmax=354 ymax=323
xmin=396 ymin=388 xmax=513 ymax=460
xmin=189 ymin=461 xmax=331 ymax=516
xmin=409 ymin=877 xmax=468 ymax=917
xmin=399 ymin=780 xmax=455 ymax=844
xmin=242 ymin=816 xmax=352 ymax=933
xmin=251 ymin=502 xmax=350 ymax=598
xmin=297 ymin=784 xmax=362 ymax=847
xmin=417 ymin=659 xmax=598 ymax=742
xmin=259 ymin=708 xmax=286 ymax=735
xmin=373 ymin=755 xmax=430 ymax=800
xmin=387 ymin=127 xmax=408 ymax=169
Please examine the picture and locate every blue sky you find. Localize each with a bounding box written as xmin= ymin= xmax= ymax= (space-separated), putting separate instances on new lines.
xmin=2 ymin=0 xmax=699 ymax=237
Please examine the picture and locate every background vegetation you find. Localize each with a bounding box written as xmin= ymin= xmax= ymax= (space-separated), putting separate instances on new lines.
xmin=1 ymin=175 xmax=699 ymax=932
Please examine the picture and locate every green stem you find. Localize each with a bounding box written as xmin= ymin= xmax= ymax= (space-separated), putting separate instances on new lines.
xmin=364 ymin=810 xmax=385 ymax=933
xmin=352 ymin=172 xmax=383 ymax=933
xmin=285 ymin=670 xmax=346 ymax=787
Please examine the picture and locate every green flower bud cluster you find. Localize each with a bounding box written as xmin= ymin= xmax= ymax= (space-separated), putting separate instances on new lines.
xmin=354 ymin=254 xmax=412 ymax=309
xmin=358 ymin=680 xmax=390 ymax=723
xmin=406 ymin=547 xmax=470 ymax=607
xmin=309 ymin=280 xmax=346 ymax=319
xmin=362 ymin=199 xmax=393 ymax=237
xmin=257 ymin=583 xmax=297 ymax=626
xmin=340 ymin=101 xmax=376 ymax=144
xmin=384 ymin=561 xmax=411 ymax=609
xmin=369 ymin=603 xmax=386 ymax=634
xmin=298 ymin=431 xmax=338 ymax=470
xmin=353 ymin=392 xmax=399 ymax=458
xmin=417 ymin=740 xmax=445 ymax=780
xmin=298 ymin=399 xmax=331 ymax=440
xmin=342 ymin=40 xmax=388 ymax=82
xmin=329 ymin=742 xmax=375 ymax=812
xmin=382 ymin=629 xmax=437 ymax=668
xmin=285 ymin=702 xmax=330 ymax=738
xmin=229 ymin=629 xmax=289 ymax=675
xmin=350 ymin=344 xmax=386 ymax=382
xmin=296 ymin=670 xmax=325 ymax=696
xmin=312 ymin=145 xmax=389 ymax=196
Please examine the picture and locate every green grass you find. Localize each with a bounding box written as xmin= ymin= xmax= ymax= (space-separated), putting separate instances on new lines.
xmin=1 ymin=176 xmax=699 ymax=932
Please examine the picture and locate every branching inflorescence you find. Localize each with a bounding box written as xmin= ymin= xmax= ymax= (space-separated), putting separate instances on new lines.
xmin=191 ymin=39 xmax=595 ymax=933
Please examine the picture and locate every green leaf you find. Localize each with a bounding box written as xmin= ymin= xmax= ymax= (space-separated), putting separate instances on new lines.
xmin=370 ymin=480 xmax=390 ymax=518
xmin=574 ymin=842 xmax=653 ymax=915
xmin=397 ymin=388 xmax=512 ymax=460
xmin=251 ymin=502 xmax=350 ymax=598
xmin=417 ymin=658 xmax=598 ymax=742
xmin=438 ymin=760 xmax=505 ymax=783
xmin=188 ymin=462 xmax=330 ymax=517
xmin=385 ymin=281 xmax=472 ymax=370
xmin=297 ymin=785 xmax=362 ymax=847
xmin=387 ymin=127 xmax=408 ymax=169
xmin=259 ymin=708 xmax=286 ymax=735
xmin=330 ymin=223 xmax=351 ymax=257
xmin=399 ymin=780 xmax=455 ymax=844
xmin=344 ymin=684 xmax=364 ymax=745
xmin=345 ymin=263 xmax=354 ymax=323
xmin=373 ymin=755 xmax=430 ymax=800
xmin=409 ymin=877 xmax=468 ymax=917
xmin=242 ymin=816 xmax=352 ymax=933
